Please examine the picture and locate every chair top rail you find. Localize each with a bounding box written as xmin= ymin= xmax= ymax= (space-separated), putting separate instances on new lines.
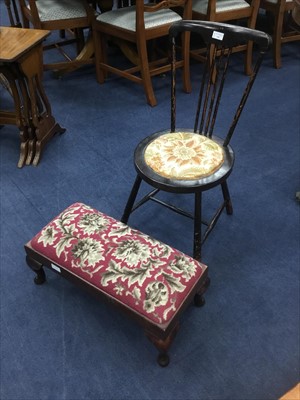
xmin=169 ymin=20 xmax=272 ymax=52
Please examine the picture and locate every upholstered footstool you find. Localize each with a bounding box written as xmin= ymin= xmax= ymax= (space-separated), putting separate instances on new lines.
xmin=25 ymin=202 xmax=209 ymax=366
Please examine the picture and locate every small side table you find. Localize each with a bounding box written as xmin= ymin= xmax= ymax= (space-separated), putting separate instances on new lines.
xmin=0 ymin=27 xmax=65 ymax=167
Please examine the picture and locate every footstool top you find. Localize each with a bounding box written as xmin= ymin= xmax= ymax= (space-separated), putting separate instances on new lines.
xmin=29 ymin=203 xmax=207 ymax=327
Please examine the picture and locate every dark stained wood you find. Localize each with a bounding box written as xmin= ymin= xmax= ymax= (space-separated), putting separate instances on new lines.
xmin=121 ymin=21 xmax=271 ymax=261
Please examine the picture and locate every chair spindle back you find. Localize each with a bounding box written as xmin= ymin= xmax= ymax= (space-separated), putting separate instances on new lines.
xmin=170 ymin=21 xmax=272 ymax=147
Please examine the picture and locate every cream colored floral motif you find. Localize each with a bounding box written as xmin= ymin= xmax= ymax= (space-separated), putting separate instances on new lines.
xmin=169 ymin=255 xmax=197 ymax=280
xmin=78 ymin=213 xmax=108 ymax=234
xmin=144 ymin=281 xmax=169 ymax=313
xmin=144 ymin=131 xmax=224 ymax=180
xmin=113 ymin=239 xmax=151 ymax=267
xmin=38 ymin=226 xmax=59 ymax=246
xmin=72 ymin=238 xmax=104 ymax=267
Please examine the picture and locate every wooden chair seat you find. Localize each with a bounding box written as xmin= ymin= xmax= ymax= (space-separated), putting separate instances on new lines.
xmin=96 ymin=5 xmax=182 ymax=30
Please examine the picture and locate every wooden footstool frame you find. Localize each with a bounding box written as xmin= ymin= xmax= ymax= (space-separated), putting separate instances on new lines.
xmin=24 ymin=203 xmax=209 ymax=366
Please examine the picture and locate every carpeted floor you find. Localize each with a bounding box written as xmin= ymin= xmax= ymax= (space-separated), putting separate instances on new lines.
xmin=0 ymin=3 xmax=299 ymax=400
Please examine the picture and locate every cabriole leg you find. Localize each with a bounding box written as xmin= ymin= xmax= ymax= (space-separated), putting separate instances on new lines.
xmin=26 ymin=255 xmax=46 ymax=285
xmin=145 ymin=322 xmax=179 ymax=367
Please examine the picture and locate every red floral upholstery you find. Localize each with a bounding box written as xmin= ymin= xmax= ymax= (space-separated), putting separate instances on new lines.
xmin=30 ymin=203 xmax=207 ymax=325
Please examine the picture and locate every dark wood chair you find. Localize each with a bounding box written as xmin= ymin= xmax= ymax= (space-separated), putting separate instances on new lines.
xmin=92 ymin=0 xmax=192 ymax=107
xmin=17 ymin=0 xmax=96 ymax=75
xmin=121 ymin=20 xmax=271 ymax=260
xmin=190 ymin=0 xmax=261 ymax=75
xmin=259 ymin=0 xmax=300 ymax=68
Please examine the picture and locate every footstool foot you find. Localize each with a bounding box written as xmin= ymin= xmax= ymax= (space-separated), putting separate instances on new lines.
xmin=26 ymin=255 xmax=46 ymax=285
xmin=194 ymin=293 xmax=206 ymax=307
xmin=158 ymin=353 xmax=170 ymax=367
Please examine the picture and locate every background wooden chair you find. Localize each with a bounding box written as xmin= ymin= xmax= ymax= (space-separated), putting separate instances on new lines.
xmin=17 ymin=0 xmax=96 ymax=75
xmin=259 ymin=0 xmax=300 ymax=68
xmin=121 ymin=20 xmax=271 ymax=260
xmin=190 ymin=0 xmax=261 ymax=75
xmin=92 ymin=0 xmax=192 ymax=107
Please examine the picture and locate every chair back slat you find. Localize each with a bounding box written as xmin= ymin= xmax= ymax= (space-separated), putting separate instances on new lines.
xmin=198 ymin=45 xmax=231 ymax=137
xmin=170 ymin=20 xmax=272 ymax=147
xmin=223 ymin=52 xmax=265 ymax=147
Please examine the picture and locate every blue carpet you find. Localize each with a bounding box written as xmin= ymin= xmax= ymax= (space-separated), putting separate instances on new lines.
xmin=0 ymin=4 xmax=299 ymax=400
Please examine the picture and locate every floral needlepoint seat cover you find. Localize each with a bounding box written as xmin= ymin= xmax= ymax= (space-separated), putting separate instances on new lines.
xmin=30 ymin=203 xmax=207 ymax=326
xmin=144 ymin=132 xmax=224 ymax=180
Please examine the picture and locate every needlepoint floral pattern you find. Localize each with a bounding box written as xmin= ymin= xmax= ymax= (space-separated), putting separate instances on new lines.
xmin=31 ymin=203 xmax=207 ymax=325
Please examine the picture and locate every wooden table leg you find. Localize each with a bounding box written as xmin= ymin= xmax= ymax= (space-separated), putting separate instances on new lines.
xmin=18 ymin=46 xmax=66 ymax=166
xmin=0 ymin=67 xmax=30 ymax=167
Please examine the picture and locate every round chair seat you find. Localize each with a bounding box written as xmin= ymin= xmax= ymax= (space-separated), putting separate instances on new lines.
xmin=144 ymin=131 xmax=224 ymax=180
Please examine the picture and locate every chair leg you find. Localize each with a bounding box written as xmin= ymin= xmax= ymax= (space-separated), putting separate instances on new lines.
xmin=221 ymin=181 xmax=233 ymax=215
xmin=74 ymin=28 xmax=85 ymax=54
xmin=137 ymin=37 xmax=157 ymax=107
xmin=181 ymin=31 xmax=192 ymax=93
xmin=121 ymin=175 xmax=142 ymax=224
xmin=273 ymin=9 xmax=285 ymax=68
xmin=245 ymin=41 xmax=254 ymax=76
xmin=94 ymin=29 xmax=107 ymax=84
xmin=193 ymin=191 xmax=202 ymax=261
